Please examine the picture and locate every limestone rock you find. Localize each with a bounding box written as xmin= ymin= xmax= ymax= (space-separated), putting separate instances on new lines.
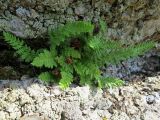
xmin=0 ymin=75 xmax=160 ymax=120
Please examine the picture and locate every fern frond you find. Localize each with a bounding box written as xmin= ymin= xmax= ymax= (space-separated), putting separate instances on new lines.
xmin=49 ymin=21 xmax=94 ymax=48
xmin=74 ymin=63 xmax=89 ymax=75
xmin=3 ymin=32 xmax=36 ymax=62
xmin=98 ymin=77 xmax=124 ymax=88
xmin=131 ymin=41 xmax=155 ymax=57
xmin=59 ymin=71 xmax=73 ymax=89
xmin=73 ymin=63 xmax=94 ymax=86
xmin=38 ymin=72 xmax=54 ymax=83
xmin=56 ymin=56 xmax=74 ymax=73
xmin=31 ymin=50 xmax=57 ymax=68
xmin=63 ymin=48 xmax=81 ymax=59
xmin=78 ymin=64 xmax=101 ymax=86
xmin=73 ymin=62 xmax=100 ymax=80
xmin=79 ymin=75 xmax=93 ymax=86
xmin=105 ymin=41 xmax=155 ymax=65
xmin=88 ymin=36 xmax=121 ymax=52
xmin=99 ymin=20 xmax=107 ymax=33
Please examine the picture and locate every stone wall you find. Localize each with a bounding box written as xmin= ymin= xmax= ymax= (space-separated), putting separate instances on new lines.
xmin=0 ymin=0 xmax=160 ymax=43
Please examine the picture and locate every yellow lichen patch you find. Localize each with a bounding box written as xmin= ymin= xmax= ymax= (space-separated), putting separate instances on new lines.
xmin=102 ymin=117 xmax=108 ymax=120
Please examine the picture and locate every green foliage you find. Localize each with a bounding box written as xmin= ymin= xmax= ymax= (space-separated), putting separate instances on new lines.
xmin=59 ymin=71 xmax=73 ymax=89
xmin=49 ymin=21 xmax=94 ymax=48
xmin=98 ymin=77 xmax=125 ymax=88
xmin=3 ymin=20 xmax=155 ymax=89
xmin=3 ymin=32 xmax=36 ymax=62
xmin=38 ymin=72 xmax=54 ymax=83
xmin=32 ymin=50 xmax=57 ymax=68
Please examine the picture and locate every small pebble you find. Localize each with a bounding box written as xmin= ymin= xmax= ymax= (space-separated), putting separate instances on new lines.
xmin=146 ymin=95 xmax=155 ymax=104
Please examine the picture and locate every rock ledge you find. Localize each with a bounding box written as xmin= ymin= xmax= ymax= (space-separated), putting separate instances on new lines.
xmin=0 ymin=76 xmax=160 ymax=120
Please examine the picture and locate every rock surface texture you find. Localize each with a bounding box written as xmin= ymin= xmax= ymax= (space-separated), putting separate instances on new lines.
xmin=0 ymin=75 xmax=160 ymax=120
xmin=0 ymin=0 xmax=160 ymax=43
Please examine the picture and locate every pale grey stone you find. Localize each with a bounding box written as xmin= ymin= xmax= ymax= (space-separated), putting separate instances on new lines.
xmin=111 ymin=111 xmax=130 ymax=120
xmin=16 ymin=7 xmax=31 ymax=18
xmin=75 ymin=4 xmax=87 ymax=15
xmin=0 ymin=76 xmax=160 ymax=119
xmin=146 ymin=95 xmax=155 ymax=104
xmin=143 ymin=110 xmax=160 ymax=120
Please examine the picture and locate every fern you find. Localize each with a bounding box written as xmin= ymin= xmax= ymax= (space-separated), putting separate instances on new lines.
xmin=3 ymin=20 xmax=156 ymax=89
xmin=105 ymin=41 xmax=155 ymax=65
xmin=98 ymin=77 xmax=125 ymax=88
xmin=38 ymin=72 xmax=54 ymax=83
xmin=3 ymin=32 xmax=36 ymax=62
xmin=31 ymin=50 xmax=57 ymax=68
xmin=49 ymin=21 xmax=94 ymax=48
xmin=59 ymin=71 xmax=73 ymax=89
xmin=63 ymin=48 xmax=81 ymax=59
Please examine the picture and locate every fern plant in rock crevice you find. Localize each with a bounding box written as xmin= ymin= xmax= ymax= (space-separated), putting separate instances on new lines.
xmin=3 ymin=20 xmax=155 ymax=89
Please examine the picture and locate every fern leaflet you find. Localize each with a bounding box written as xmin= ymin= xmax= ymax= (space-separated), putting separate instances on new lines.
xmin=49 ymin=21 xmax=94 ymax=48
xmin=3 ymin=32 xmax=36 ymax=62
xmin=59 ymin=71 xmax=73 ymax=89
xmin=32 ymin=50 xmax=57 ymax=68
xmin=38 ymin=72 xmax=54 ymax=83
xmin=98 ymin=77 xmax=124 ymax=88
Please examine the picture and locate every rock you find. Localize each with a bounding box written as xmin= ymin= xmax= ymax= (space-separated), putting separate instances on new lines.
xmin=141 ymin=18 xmax=160 ymax=38
xmin=111 ymin=111 xmax=130 ymax=120
xmin=0 ymin=111 xmax=6 ymax=120
xmin=143 ymin=110 xmax=160 ymax=120
xmin=146 ymin=95 xmax=155 ymax=104
xmin=16 ymin=7 xmax=31 ymax=18
xmin=0 ymin=75 xmax=160 ymax=119
xmin=134 ymin=96 xmax=147 ymax=107
xmin=66 ymin=8 xmax=74 ymax=15
xmin=96 ymin=99 xmax=112 ymax=110
xmin=62 ymin=102 xmax=83 ymax=120
xmin=51 ymin=87 xmax=62 ymax=96
xmin=153 ymin=92 xmax=160 ymax=102
xmin=87 ymin=110 xmax=101 ymax=120
xmin=0 ymin=0 xmax=159 ymax=42
xmin=75 ymin=4 xmax=88 ymax=15
xmin=75 ymin=86 xmax=90 ymax=102
xmin=20 ymin=114 xmax=48 ymax=120
xmin=21 ymin=75 xmax=30 ymax=80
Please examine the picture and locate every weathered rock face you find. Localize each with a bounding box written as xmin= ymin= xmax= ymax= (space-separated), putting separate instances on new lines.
xmin=0 ymin=75 xmax=160 ymax=120
xmin=0 ymin=0 xmax=160 ymax=43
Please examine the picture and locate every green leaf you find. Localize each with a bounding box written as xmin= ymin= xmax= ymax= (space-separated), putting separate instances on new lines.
xmin=64 ymin=48 xmax=81 ymax=58
xmin=79 ymin=75 xmax=93 ymax=86
xmin=49 ymin=21 xmax=94 ymax=48
xmin=104 ymin=41 xmax=155 ymax=65
xmin=99 ymin=20 xmax=107 ymax=33
xmin=32 ymin=50 xmax=57 ymax=68
xmin=3 ymin=32 xmax=36 ymax=62
xmin=56 ymin=56 xmax=65 ymax=66
xmin=38 ymin=72 xmax=54 ymax=83
xmin=59 ymin=71 xmax=73 ymax=89
xmin=98 ymin=77 xmax=124 ymax=88
xmin=88 ymin=36 xmax=121 ymax=52
xmin=132 ymin=41 xmax=155 ymax=56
